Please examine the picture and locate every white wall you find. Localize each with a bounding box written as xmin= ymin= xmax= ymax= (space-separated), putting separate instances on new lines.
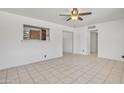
xmin=0 ymin=11 xmax=74 ymax=70
xmin=63 ymin=31 xmax=73 ymax=53
xmin=90 ymin=32 xmax=97 ymax=53
xmin=75 ymin=19 xmax=124 ymax=61
xmin=97 ymin=19 xmax=124 ymax=61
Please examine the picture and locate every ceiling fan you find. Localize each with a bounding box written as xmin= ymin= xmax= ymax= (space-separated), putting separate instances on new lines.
xmin=59 ymin=8 xmax=92 ymax=21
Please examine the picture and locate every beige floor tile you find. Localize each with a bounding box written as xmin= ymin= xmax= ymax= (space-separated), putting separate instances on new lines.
xmin=69 ymin=72 xmax=84 ymax=80
xmin=33 ymin=77 xmax=48 ymax=84
xmin=75 ymin=77 xmax=89 ymax=84
xmin=6 ymin=78 xmax=20 ymax=84
xmin=61 ymin=77 xmax=74 ymax=84
xmin=52 ymin=73 xmax=65 ymax=80
xmin=20 ymin=80 xmax=34 ymax=84
xmin=54 ymin=80 xmax=64 ymax=84
xmin=0 ymin=70 xmax=7 ymax=83
xmin=89 ymin=77 xmax=105 ymax=84
xmin=46 ymin=76 xmax=59 ymax=83
xmin=0 ymin=53 xmax=124 ymax=84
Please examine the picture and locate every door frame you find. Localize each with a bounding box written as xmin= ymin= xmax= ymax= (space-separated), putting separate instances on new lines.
xmin=87 ymin=29 xmax=98 ymax=56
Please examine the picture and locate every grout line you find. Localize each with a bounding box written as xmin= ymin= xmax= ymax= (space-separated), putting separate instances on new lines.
xmin=24 ymin=66 xmax=35 ymax=84
xmin=87 ymin=61 xmax=108 ymax=84
xmin=32 ymin=64 xmax=50 ymax=84
xmin=103 ymin=61 xmax=115 ymax=84
xmin=70 ymin=60 xmax=103 ymax=83
xmin=46 ymin=64 xmax=65 ymax=83
xmin=16 ymin=67 xmax=21 ymax=84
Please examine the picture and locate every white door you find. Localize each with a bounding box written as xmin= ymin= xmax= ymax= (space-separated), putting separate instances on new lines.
xmin=63 ymin=31 xmax=73 ymax=53
xmin=90 ymin=32 xmax=98 ymax=55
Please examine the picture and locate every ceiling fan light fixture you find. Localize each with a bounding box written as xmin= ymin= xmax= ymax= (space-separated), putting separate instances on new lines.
xmin=71 ymin=15 xmax=78 ymax=20
xmin=59 ymin=8 xmax=92 ymax=21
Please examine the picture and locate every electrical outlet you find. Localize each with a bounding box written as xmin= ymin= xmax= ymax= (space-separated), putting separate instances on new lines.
xmin=44 ymin=55 xmax=47 ymax=58
xmin=122 ymin=55 xmax=124 ymax=58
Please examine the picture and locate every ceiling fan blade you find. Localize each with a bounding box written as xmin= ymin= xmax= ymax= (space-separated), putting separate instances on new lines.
xmin=59 ymin=14 xmax=71 ymax=16
xmin=66 ymin=18 xmax=71 ymax=21
xmin=78 ymin=17 xmax=83 ymax=21
xmin=79 ymin=12 xmax=92 ymax=16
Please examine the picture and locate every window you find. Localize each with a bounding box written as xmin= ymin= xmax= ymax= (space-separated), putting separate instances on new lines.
xmin=23 ymin=24 xmax=50 ymax=40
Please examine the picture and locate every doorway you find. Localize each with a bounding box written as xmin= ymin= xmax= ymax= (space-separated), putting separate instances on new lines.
xmin=63 ymin=31 xmax=73 ymax=54
xmin=90 ymin=31 xmax=98 ymax=56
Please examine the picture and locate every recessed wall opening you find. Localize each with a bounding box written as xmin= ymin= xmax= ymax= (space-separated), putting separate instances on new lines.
xmin=63 ymin=31 xmax=73 ymax=54
xmin=90 ymin=31 xmax=98 ymax=56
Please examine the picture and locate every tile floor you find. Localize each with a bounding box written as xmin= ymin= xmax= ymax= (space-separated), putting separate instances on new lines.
xmin=0 ymin=53 xmax=124 ymax=84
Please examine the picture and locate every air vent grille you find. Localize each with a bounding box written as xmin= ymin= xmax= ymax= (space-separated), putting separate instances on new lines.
xmin=88 ymin=25 xmax=96 ymax=29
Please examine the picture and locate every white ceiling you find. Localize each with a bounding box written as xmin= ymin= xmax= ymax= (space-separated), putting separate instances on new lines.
xmin=0 ymin=8 xmax=124 ymax=28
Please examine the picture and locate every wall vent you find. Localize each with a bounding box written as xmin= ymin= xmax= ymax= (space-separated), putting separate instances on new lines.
xmin=88 ymin=25 xmax=96 ymax=29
